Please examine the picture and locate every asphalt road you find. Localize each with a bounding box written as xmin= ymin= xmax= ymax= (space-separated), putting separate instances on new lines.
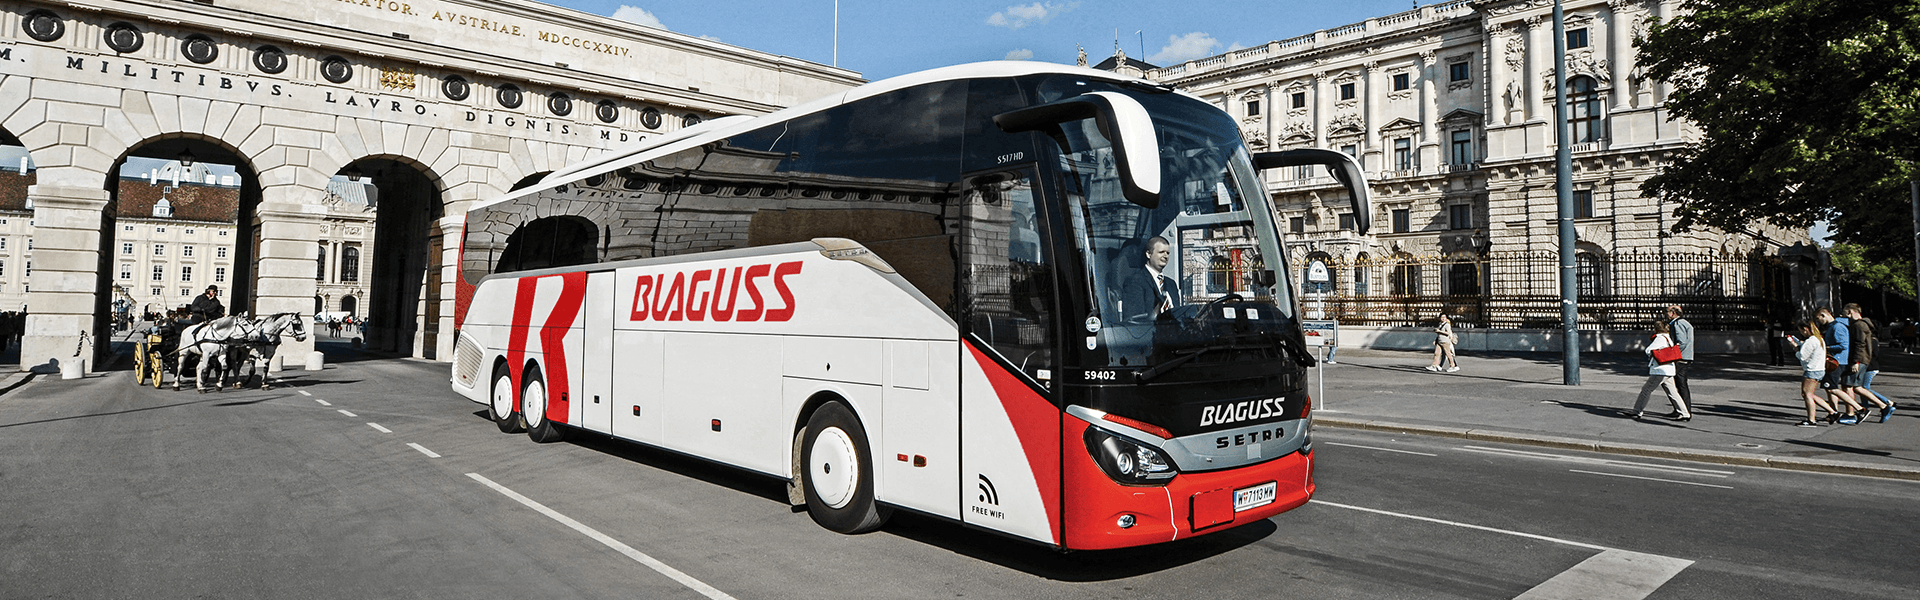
xmin=2 ymin=343 xmax=1914 ymax=599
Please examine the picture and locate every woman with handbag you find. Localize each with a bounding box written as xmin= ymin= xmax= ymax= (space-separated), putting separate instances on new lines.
xmin=1629 ymin=320 xmax=1691 ymax=421
xmin=1426 ymin=314 xmax=1459 ymax=372
xmin=1793 ymin=321 xmax=1839 ymax=427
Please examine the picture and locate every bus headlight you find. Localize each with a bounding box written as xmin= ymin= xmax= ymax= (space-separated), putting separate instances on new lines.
xmin=1084 ymin=428 xmax=1177 ymax=485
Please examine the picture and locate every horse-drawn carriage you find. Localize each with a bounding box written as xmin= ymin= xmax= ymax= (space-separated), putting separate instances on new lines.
xmin=132 ymin=313 xmax=310 ymax=392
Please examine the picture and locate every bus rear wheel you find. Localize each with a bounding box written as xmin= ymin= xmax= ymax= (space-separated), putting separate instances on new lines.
xmin=491 ymin=365 xmax=526 ymax=434
xmin=523 ymin=369 xmax=566 ymax=444
xmin=800 ymin=402 xmax=890 ymax=534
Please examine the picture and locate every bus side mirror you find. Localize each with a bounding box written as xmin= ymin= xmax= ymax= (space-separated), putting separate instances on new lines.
xmin=994 ymin=92 xmax=1161 ymax=209
xmin=1252 ymin=149 xmax=1371 ymax=236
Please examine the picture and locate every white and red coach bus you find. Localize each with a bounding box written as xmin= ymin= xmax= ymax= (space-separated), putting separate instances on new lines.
xmin=450 ymin=61 xmax=1369 ymax=550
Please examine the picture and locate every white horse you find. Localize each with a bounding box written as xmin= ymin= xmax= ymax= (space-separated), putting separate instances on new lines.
xmin=172 ymin=314 xmax=251 ymax=393
xmin=220 ymin=313 xmax=309 ymax=391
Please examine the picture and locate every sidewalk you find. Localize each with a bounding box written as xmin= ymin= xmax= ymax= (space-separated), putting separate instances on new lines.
xmin=1311 ymin=346 xmax=1920 ymax=480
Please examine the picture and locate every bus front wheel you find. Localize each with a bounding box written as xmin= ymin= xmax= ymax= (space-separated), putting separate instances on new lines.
xmin=800 ymin=402 xmax=890 ymax=534
xmin=491 ymin=365 xmax=526 ymax=434
xmin=524 ymin=369 xmax=566 ymax=444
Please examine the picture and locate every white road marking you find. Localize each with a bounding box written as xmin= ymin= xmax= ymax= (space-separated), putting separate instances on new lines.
xmin=336 ymin=409 xmax=357 ymax=417
xmin=1461 ymin=446 xmax=1735 ymax=478
xmin=1569 ymin=469 xmax=1734 ymax=489
xmin=298 ymin=390 xmax=311 ymax=396
xmin=406 ymin=443 xmax=441 ymax=458
xmin=1513 ymin=548 xmax=1693 ymax=600
xmin=367 ymin=423 xmax=392 ymax=434
xmin=314 ymin=398 xmax=332 ymax=406
xmin=1311 ymin=500 xmax=1607 ymax=550
xmin=1311 ymin=500 xmax=1695 ymax=600
xmin=1324 ymin=441 xmax=1438 ymax=456
xmin=467 ymin=473 xmax=739 ymax=600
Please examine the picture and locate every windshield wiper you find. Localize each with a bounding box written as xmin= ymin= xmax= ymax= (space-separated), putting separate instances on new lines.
xmin=1133 ymin=342 xmax=1272 ymax=384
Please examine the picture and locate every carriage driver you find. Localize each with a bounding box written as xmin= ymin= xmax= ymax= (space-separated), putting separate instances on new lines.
xmin=189 ymin=285 xmax=226 ymax=325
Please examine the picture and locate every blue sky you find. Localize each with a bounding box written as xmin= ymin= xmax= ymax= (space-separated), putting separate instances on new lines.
xmin=548 ymin=1 xmax=1435 ymax=81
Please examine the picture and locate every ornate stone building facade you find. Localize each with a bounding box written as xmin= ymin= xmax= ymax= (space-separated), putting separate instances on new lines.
xmin=1 ymin=0 xmax=861 ymax=371
xmin=1147 ymin=0 xmax=1811 ymax=304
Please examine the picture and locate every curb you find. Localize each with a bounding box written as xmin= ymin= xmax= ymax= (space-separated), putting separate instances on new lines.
xmin=1315 ymin=416 xmax=1920 ymax=482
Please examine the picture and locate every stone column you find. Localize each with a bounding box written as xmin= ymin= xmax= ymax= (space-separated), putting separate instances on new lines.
xmin=1651 ymin=0 xmax=1671 ymax=104
xmin=1362 ymin=61 xmax=1380 ymax=158
xmin=1525 ymin=16 xmax=1549 ymax=122
xmin=20 ymin=185 xmax=109 ymax=373
xmin=1313 ymin=72 xmax=1329 ymax=148
xmin=1607 ymin=1 xmax=1633 ymax=110
xmin=433 ymin=216 xmax=465 ymax=360
xmin=254 ymin=200 xmax=323 ymax=365
xmin=1419 ymin=50 xmax=1440 ymax=171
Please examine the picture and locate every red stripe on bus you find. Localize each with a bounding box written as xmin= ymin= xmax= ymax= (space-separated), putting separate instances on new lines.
xmin=504 ymin=277 xmax=540 ymax=412
xmin=537 ymin=272 xmax=589 ymax=425
xmin=963 ymin=340 xmax=1061 ymax=544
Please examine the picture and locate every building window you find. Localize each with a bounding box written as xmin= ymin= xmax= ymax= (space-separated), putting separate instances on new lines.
xmin=1246 ymin=100 xmax=1260 ymax=116
xmin=1567 ymin=28 xmax=1589 ymax=50
xmin=1392 ymin=263 xmax=1421 ymax=296
xmin=0 ymin=238 xmax=6 ymax=250
xmin=1291 ymin=92 xmax=1306 ymax=108
xmin=1451 ymin=130 xmax=1473 ymax=165
xmin=125 ymin=224 xmax=134 ymax=231
xmin=156 ymin=226 xmax=165 ymax=233
xmin=0 ymin=259 xmax=5 ymax=277
xmin=1575 ymin=190 xmax=1596 ymax=218
xmin=1569 ymin=76 xmax=1604 ymax=143
xmin=1392 ymin=209 xmax=1411 ymax=233
xmin=317 ymin=245 xmax=327 ymax=281
xmin=180 ymin=287 xmax=190 ymax=297
xmin=1289 ymin=216 xmax=1305 ymax=234
xmin=217 ymin=247 xmax=228 ymax=259
xmin=1450 ymin=62 xmax=1471 ymax=82
xmin=182 ymin=245 xmax=194 ymax=258
xmin=152 ymin=287 xmax=161 ymax=297
xmin=1393 ymin=137 xmax=1413 ymax=171
xmin=154 ymin=244 xmax=165 ymax=257
xmin=1338 ymin=213 xmax=1356 ymax=231
xmin=215 ymin=267 xmax=226 ymax=283
xmin=1448 ymin=263 xmax=1480 ymax=295
xmin=152 ymin=265 xmax=165 ymax=281
xmin=1577 ymin=252 xmax=1608 ymax=296
xmin=1449 ymin=204 xmax=1473 ymax=230
xmin=1339 ymin=82 xmax=1356 ymax=100
xmin=181 ymin=265 xmax=193 ymax=282
xmin=1392 ymin=73 xmax=1410 ymax=91
xmin=219 ymin=230 xmax=228 ymax=236
xmin=342 ymin=247 xmax=361 ymax=282
xmin=120 ymin=263 xmax=131 ymax=280
xmin=1340 ymin=144 xmax=1358 ymax=159
xmin=123 ymin=242 xmax=134 ymax=255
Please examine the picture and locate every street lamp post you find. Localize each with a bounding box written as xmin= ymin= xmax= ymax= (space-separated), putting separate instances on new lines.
xmin=1553 ymin=0 xmax=1581 ymax=385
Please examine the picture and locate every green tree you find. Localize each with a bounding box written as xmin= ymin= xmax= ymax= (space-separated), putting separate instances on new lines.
xmin=1638 ymin=1 xmax=1920 ymax=261
xmin=1830 ymin=242 xmax=1916 ymax=297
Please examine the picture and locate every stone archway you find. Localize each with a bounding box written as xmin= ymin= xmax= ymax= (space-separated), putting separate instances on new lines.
xmin=333 ymin=157 xmax=445 ymax=358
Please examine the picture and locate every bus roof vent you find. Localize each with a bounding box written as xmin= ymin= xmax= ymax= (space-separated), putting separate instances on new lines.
xmin=812 ymin=238 xmax=895 ymax=274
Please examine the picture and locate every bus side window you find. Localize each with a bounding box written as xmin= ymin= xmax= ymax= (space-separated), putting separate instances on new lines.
xmin=960 ymin=168 xmax=1055 ymax=384
xmin=497 ymin=216 xmax=598 ymax=273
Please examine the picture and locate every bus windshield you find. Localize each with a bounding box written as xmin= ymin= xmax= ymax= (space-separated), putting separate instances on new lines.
xmin=1050 ymin=92 xmax=1295 ymax=370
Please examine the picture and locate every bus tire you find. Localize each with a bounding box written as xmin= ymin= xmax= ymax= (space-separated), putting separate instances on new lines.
xmin=491 ymin=364 xmax=526 ymax=434
xmin=523 ymin=368 xmax=566 ymax=444
xmin=800 ymin=402 xmax=890 ymax=534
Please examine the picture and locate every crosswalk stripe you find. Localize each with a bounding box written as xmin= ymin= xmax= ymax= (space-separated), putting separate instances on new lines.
xmin=1514 ymin=549 xmax=1692 ymax=600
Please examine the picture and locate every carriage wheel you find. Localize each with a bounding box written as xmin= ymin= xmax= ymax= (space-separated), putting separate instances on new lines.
xmin=133 ymin=341 xmax=148 ymax=385
xmin=153 ymin=351 xmax=168 ymax=389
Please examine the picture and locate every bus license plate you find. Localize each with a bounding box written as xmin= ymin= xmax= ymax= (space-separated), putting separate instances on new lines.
xmin=1233 ymin=482 xmax=1277 ymax=512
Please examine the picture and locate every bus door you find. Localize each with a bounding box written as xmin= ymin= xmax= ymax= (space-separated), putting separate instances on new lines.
xmin=578 ymin=270 xmax=617 ymax=433
xmin=956 ymin=165 xmax=1065 ymax=545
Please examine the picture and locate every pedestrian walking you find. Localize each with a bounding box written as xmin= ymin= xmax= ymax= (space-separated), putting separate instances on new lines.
xmin=1844 ymin=304 xmax=1896 ymax=422
xmin=1768 ymin=319 xmax=1789 ymax=366
xmin=1426 ymin=314 xmax=1458 ymax=372
xmin=1814 ymin=307 xmax=1867 ymax=424
xmin=1627 ymin=320 xmax=1690 ymax=421
xmin=1792 ymin=321 xmax=1839 ymax=427
xmin=1665 ymin=305 xmax=1697 ymax=414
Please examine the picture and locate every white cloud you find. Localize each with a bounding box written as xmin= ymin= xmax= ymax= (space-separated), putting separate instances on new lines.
xmin=1149 ymin=32 xmax=1223 ymax=65
xmin=986 ymin=2 xmax=1078 ymax=30
xmin=1004 ymin=49 xmax=1034 ymax=60
xmin=611 ymin=6 xmax=665 ymax=30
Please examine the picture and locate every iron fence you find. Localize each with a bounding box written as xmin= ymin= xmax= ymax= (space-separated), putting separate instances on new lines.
xmin=1282 ymin=251 xmax=1791 ymax=331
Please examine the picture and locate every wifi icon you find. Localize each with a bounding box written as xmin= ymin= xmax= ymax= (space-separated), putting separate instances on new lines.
xmin=976 ymin=474 xmax=1000 ymax=506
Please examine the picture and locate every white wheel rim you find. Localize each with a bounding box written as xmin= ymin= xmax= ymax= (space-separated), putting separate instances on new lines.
xmin=524 ymin=380 xmax=547 ymax=425
xmin=809 ymin=427 xmax=859 ymax=509
xmin=491 ymin=375 xmax=514 ymax=419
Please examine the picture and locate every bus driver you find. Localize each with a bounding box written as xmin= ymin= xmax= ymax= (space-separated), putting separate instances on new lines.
xmin=1119 ymin=236 xmax=1178 ymax=322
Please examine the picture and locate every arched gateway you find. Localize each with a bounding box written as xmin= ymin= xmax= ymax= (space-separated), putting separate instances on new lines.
xmin=0 ymin=0 xmax=860 ymax=371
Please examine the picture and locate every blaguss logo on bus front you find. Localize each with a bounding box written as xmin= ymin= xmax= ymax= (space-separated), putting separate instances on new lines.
xmin=1198 ymin=397 xmax=1286 ymax=427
